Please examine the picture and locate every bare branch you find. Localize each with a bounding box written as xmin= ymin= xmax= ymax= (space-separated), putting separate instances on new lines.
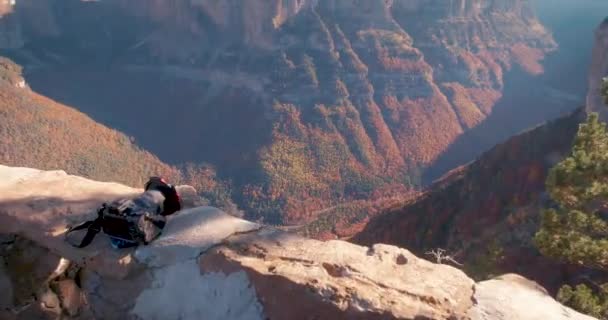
xmin=425 ymin=248 xmax=463 ymax=266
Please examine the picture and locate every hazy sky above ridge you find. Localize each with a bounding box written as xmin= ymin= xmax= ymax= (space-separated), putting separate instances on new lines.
xmin=530 ymin=0 xmax=608 ymax=96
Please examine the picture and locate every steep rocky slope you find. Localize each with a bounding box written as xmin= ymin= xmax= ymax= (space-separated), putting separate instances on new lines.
xmin=0 ymin=0 xmax=557 ymax=223
xmin=0 ymin=57 xmax=180 ymax=186
xmin=0 ymin=56 xmax=238 ymax=212
xmin=0 ymin=165 xmax=594 ymax=320
xmin=354 ymin=108 xmax=586 ymax=291
xmin=355 ymin=19 xmax=608 ymax=292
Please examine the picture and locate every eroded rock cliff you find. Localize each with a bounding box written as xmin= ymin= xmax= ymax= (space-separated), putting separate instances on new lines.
xmin=354 ymin=18 xmax=608 ymax=292
xmin=587 ymin=19 xmax=608 ymax=119
xmin=0 ymin=0 xmax=556 ymax=224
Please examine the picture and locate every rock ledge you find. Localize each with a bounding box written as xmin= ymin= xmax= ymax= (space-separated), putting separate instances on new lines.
xmin=0 ymin=165 xmax=595 ymax=320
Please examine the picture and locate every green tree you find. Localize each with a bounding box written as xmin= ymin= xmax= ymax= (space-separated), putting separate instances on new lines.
xmin=536 ymin=112 xmax=608 ymax=268
xmin=535 ymin=111 xmax=608 ymax=318
xmin=557 ymin=283 xmax=608 ymax=318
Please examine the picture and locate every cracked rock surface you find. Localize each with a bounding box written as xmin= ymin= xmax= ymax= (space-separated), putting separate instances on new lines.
xmin=0 ymin=165 xmax=597 ymax=319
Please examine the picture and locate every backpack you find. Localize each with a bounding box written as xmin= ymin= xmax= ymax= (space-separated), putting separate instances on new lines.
xmin=66 ymin=177 xmax=181 ymax=248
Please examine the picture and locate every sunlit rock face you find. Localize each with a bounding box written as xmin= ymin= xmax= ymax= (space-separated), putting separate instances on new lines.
xmin=0 ymin=0 xmax=556 ymax=224
xmin=587 ymin=20 xmax=608 ymax=120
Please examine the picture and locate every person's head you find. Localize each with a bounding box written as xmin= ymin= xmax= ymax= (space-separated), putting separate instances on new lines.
xmin=145 ymin=177 xmax=181 ymax=215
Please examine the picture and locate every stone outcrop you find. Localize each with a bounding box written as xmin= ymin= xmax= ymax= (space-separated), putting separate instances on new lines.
xmin=587 ymin=19 xmax=608 ymax=120
xmin=0 ymin=165 xmax=596 ymax=319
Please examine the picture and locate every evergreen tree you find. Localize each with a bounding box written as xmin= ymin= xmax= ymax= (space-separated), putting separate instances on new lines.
xmin=535 ymin=83 xmax=608 ymax=318
xmin=557 ymin=283 xmax=608 ymax=318
xmin=536 ymin=112 xmax=608 ymax=271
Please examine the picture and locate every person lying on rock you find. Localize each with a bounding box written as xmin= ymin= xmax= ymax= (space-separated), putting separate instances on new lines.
xmin=66 ymin=177 xmax=182 ymax=249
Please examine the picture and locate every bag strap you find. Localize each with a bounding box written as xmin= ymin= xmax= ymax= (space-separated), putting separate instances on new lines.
xmin=65 ymin=204 xmax=106 ymax=248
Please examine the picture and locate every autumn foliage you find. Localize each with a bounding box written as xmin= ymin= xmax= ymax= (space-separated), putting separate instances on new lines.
xmin=0 ymin=58 xmax=236 ymax=211
xmin=354 ymin=109 xmax=586 ymax=291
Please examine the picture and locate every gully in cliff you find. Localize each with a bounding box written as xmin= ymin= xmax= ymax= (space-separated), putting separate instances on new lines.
xmin=65 ymin=177 xmax=182 ymax=249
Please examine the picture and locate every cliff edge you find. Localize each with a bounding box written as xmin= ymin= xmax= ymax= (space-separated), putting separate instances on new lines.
xmin=0 ymin=165 xmax=595 ymax=319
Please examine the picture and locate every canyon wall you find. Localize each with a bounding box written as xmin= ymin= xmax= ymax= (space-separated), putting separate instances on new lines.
xmin=0 ymin=0 xmax=557 ymax=223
